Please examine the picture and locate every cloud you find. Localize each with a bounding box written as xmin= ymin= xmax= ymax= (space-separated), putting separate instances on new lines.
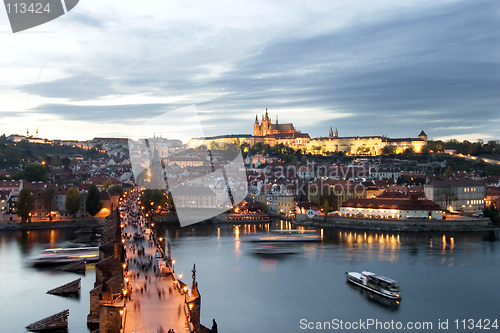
xmin=67 ymin=11 xmax=105 ymax=28
xmin=8 ymin=0 xmax=500 ymax=140
xmin=18 ymin=74 xmax=122 ymax=101
xmin=28 ymin=103 xmax=173 ymax=123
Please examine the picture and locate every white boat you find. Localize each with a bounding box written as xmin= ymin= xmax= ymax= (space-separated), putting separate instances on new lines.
xmin=346 ymin=271 xmax=401 ymax=300
xmin=26 ymin=247 xmax=100 ymax=265
xmin=248 ymin=244 xmax=302 ymax=255
xmin=245 ymin=230 xmax=320 ymax=243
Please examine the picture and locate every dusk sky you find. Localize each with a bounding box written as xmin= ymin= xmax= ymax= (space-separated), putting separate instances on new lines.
xmin=0 ymin=0 xmax=498 ymax=143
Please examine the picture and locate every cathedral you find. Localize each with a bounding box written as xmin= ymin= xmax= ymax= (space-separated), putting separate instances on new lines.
xmin=253 ymin=109 xmax=298 ymax=137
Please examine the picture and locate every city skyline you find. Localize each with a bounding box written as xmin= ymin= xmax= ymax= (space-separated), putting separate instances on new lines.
xmin=1 ymin=0 xmax=499 ymax=142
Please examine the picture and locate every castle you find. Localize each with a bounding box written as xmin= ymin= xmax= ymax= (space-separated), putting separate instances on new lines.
xmin=306 ymin=128 xmax=428 ymax=155
xmin=253 ymin=109 xmax=297 ymax=136
xmin=188 ymin=110 xmax=428 ymax=156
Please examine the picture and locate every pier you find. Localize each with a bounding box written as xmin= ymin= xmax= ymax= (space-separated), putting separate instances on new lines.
xmin=26 ymin=309 xmax=69 ymax=332
xmin=47 ymin=278 xmax=81 ymax=295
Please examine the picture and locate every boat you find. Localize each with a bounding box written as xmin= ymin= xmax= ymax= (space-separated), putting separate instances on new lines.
xmin=248 ymin=243 xmax=302 ymax=255
xmin=26 ymin=247 xmax=99 ymax=265
xmin=345 ymin=282 xmax=400 ymax=310
xmin=244 ymin=230 xmax=321 ymax=243
xmin=345 ymin=271 xmax=401 ymax=300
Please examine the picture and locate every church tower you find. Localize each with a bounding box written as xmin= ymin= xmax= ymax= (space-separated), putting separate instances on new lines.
xmin=262 ymin=108 xmax=271 ymax=135
xmin=328 ymin=126 xmax=333 ymax=138
xmin=334 ymin=127 xmax=338 ymax=138
xmin=254 ymin=115 xmax=260 ymax=136
xmin=418 ymin=130 xmax=427 ymax=142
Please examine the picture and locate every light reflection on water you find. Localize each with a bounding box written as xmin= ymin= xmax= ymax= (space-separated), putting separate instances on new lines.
xmin=0 ymin=228 xmax=96 ymax=333
xmin=1 ymin=222 xmax=499 ymax=333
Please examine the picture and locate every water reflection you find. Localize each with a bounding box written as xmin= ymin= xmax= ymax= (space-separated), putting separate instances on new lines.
xmin=2 ymin=224 xmax=499 ymax=333
xmin=0 ymin=228 xmax=96 ymax=333
xmin=346 ymin=281 xmax=400 ymax=311
xmin=260 ymin=258 xmax=278 ymax=273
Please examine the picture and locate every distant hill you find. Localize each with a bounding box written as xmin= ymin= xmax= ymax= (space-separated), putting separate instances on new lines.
xmin=0 ymin=135 xmax=107 ymax=168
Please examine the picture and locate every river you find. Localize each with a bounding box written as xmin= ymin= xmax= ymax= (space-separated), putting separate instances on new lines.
xmin=1 ymin=221 xmax=499 ymax=332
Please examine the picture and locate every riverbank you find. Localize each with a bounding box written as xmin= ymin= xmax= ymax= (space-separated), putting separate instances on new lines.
xmin=112 ymin=212 xmax=499 ymax=233
xmin=294 ymin=216 xmax=497 ymax=232
xmin=0 ymin=218 xmax=107 ymax=230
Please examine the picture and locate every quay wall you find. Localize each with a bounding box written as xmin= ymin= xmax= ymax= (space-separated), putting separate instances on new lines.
xmin=295 ymin=214 xmax=494 ymax=232
xmin=0 ymin=219 xmax=106 ymax=230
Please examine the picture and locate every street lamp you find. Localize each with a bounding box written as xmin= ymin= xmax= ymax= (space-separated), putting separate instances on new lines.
xmin=179 ymin=273 xmax=182 ymax=280
xmin=172 ymin=259 xmax=175 ymax=272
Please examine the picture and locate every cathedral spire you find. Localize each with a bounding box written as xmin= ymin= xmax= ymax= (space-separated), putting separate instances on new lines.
xmin=328 ymin=126 xmax=333 ymax=138
xmin=265 ymin=108 xmax=269 ymax=120
xmin=276 ymin=114 xmax=278 ymax=125
xmin=334 ymin=127 xmax=338 ymax=138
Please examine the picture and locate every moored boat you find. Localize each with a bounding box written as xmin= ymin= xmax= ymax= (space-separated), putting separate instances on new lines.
xmin=26 ymin=247 xmax=99 ymax=265
xmin=346 ymin=271 xmax=401 ymax=300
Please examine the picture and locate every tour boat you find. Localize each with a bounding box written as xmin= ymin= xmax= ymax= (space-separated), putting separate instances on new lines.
xmin=26 ymin=247 xmax=100 ymax=265
xmin=248 ymin=244 xmax=302 ymax=255
xmin=245 ymin=230 xmax=320 ymax=243
xmin=345 ymin=271 xmax=401 ymax=300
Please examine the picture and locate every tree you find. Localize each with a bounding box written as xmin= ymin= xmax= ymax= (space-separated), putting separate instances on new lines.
xmin=402 ymin=148 xmax=414 ymax=157
xmin=210 ymin=141 xmax=220 ymax=150
xmin=61 ymin=157 xmax=71 ymax=166
xmin=256 ymin=201 xmax=268 ymax=213
xmin=70 ymin=158 xmax=79 ymax=165
xmin=483 ymin=204 xmax=499 ymax=225
xmin=322 ymin=200 xmax=330 ymax=221
xmin=86 ymin=184 xmax=102 ymax=219
xmin=102 ymin=179 xmax=113 ymax=189
xmin=251 ymin=142 xmax=263 ymax=154
xmin=42 ymin=188 xmax=55 ymax=220
xmin=140 ymin=189 xmax=167 ymax=214
xmin=17 ymin=188 xmax=34 ymax=222
xmin=435 ymin=185 xmax=458 ymax=211
xmin=65 ymin=187 xmax=81 ymax=217
xmin=166 ymin=193 xmax=176 ymax=212
xmin=12 ymin=163 xmax=49 ymax=182
xmin=110 ymin=185 xmax=124 ymax=196
xmin=240 ymin=142 xmax=250 ymax=158
xmin=51 ymin=156 xmax=62 ymax=166
xmin=300 ymin=156 xmax=308 ymax=164
xmin=382 ymin=145 xmax=397 ymax=155
xmin=444 ymin=166 xmax=453 ymax=178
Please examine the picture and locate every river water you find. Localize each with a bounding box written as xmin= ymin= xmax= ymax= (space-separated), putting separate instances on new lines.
xmin=1 ymin=221 xmax=499 ymax=332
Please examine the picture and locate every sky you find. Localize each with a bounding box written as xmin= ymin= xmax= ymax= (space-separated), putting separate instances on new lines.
xmin=0 ymin=0 xmax=498 ymax=143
